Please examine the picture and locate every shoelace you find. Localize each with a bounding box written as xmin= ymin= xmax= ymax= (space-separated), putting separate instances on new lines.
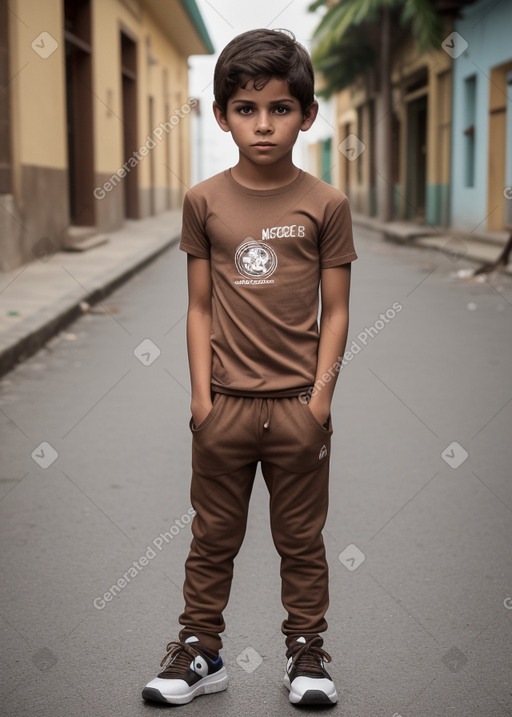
xmin=159 ymin=640 xmax=203 ymax=678
xmin=290 ymin=636 xmax=332 ymax=676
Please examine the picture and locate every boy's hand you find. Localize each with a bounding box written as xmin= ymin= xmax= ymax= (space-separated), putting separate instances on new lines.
xmin=308 ymin=394 xmax=331 ymax=428
xmin=191 ymin=397 xmax=213 ymax=428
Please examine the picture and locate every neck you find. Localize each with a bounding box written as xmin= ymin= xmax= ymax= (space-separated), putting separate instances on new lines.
xmin=231 ymin=153 xmax=300 ymax=189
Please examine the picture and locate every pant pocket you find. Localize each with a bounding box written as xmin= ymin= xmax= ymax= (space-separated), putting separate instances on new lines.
xmin=299 ymin=398 xmax=333 ymax=435
xmin=190 ymin=393 xmax=223 ymax=432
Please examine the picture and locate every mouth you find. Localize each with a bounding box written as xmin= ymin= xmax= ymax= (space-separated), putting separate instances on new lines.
xmin=252 ymin=142 xmax=276 ymax=147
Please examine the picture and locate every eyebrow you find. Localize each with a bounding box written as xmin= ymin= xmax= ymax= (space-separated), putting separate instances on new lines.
xmin=230 ymin=98 xmax=296 ymax=105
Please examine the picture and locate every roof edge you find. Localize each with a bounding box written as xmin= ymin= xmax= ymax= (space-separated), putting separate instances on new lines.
xmin=179 ymin=0 xmax=215 ymax=54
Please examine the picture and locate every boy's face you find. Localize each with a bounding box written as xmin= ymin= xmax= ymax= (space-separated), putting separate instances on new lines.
xmin=213 ymin=78 xmax=317 ymax=168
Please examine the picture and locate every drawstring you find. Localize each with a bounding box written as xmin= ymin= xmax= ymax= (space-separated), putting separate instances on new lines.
xmin=263 ymin=399 xmax=274 ymax=429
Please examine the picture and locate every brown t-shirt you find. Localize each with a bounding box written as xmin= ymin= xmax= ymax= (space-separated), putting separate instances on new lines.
xmin=180 ymin=169 xmax=357 ymax=397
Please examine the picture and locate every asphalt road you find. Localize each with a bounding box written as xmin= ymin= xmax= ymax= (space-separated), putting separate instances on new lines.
xmin=1 ymin=228 xmax=511 ymax=717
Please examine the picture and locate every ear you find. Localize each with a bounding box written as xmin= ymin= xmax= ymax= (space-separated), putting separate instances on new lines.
xmin=300 ymin=100 xmax=319 ymax=132
xmin=212 ymin=102 xmax=231 ymax=133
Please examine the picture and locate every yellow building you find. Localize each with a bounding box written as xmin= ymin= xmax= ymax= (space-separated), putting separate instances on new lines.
xmin=332 ymin=31 xmax=452 ymax=226
xmin=0 ymin=0 xmax=213 ymax=270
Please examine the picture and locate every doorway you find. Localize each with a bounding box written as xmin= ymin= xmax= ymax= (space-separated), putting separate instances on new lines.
xmin=406 ymin=94 xmax=427 ymax=221
xmin=487 ymin=60 xmax=512 ymax=231
xmin=64 ymin=0 xmax=94 ymax=226
xmin=121 ymin=31 xmax=139 ymax=219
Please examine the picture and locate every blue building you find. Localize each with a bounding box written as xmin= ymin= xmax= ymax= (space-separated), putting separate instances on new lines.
xmin=450 ymin=0 xmax=512 ymax=233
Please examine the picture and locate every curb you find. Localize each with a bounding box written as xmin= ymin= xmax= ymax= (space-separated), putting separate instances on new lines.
xmin=0 ymin=234 xmax=180 ymax=379
xmin=352 ymin=215 xmax=512 ymax=275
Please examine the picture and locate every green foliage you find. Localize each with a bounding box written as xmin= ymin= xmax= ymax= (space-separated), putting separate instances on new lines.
xmin=309 ymin=0 xmax=444 ymax=96
xmin=400 ymin=0 xmax=444 ymax=51
xmin=312 ymin=27 xmax=376 ymax=97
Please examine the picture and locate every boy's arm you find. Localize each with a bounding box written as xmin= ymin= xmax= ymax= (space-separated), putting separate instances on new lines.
xmin=186 ymin=255 xmax=213 ymax=427
xmin=308 ymin=264 xmax=352 ymax=426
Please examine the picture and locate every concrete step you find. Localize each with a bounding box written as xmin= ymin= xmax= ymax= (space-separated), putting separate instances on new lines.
xmin=63 ymin=226 xmax=109 ymax=252
xmin=352 ymin=213 xmax=511 ymax=275
xmin=415 ymin=234 xmax=512 ymax=274
xmin=382 ymin=221 xmax=438 ymax=242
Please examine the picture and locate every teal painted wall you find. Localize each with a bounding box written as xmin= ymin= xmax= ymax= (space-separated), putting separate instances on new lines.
xmin=321 ymin=138 xmax=332 ymax=184
xmin=426 ymin=184 xmax=450 ymax=226
xmin=451 ymin=0 xmax=512 ymax=230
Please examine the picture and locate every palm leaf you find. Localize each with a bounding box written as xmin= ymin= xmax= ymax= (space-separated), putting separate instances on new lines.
xmin=401 ymin=0 xmax=444 ymax=49
xmin=310 ymin=0 xmax=445 ymax=94
xmin=308 ymin=0 xmax=328 ymax=11
xmin=312 ymin=27 xmax=376 ymax=96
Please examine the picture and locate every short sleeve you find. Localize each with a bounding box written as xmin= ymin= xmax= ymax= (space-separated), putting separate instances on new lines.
xmin=179 ymin=189 xmax=210 ymax=259
xmin=319 ymin=196 xmax=357 ymax=268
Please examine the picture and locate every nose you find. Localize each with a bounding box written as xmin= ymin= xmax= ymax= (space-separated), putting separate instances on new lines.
xmin=255 ymin=110 xmax=273 ymax=134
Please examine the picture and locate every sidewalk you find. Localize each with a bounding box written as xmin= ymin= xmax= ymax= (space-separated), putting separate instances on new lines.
xmin=352 ymin=212 xmax=512 ymax=275
xmin=0 ymin=210 xmax=182 ymax=378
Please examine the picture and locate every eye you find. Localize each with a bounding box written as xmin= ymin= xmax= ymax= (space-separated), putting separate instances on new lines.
xmin=191 ymin=656 xmax=209 ymax=677
xmin=237 ymin=106 xmax=254 ymax=115
xmin=273 ymin=106 xmax=290 ymax=115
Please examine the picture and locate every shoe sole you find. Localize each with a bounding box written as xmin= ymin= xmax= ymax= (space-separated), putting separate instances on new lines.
xmin=142 ymin=668 xmax=228 ymax=705
xmin=283 ymin=674 xmax=338 ymax=705
xmin=292 ymin=689 xmax=337 ymax=705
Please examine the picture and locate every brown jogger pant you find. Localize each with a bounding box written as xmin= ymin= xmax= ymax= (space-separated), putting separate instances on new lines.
xmin=178 ymin=393 xmax=333 ymax=653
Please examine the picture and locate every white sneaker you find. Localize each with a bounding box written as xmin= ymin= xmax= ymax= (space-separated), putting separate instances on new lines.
xmin=283 ymin=636 xmax=338 ymax=705
xmin=142 ymin=636 xmax=228 ymax=705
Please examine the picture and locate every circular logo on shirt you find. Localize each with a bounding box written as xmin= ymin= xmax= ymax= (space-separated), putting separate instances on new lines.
xmin=234 ymin=240 xmax=278 ymax=279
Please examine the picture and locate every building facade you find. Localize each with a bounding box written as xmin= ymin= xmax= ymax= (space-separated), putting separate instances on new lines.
xmin=328 ymin=1 xmax=512 ymax=235
xmin=0 ymin=0 xmax=213 ymax=270
xmin=450 ymin=0 xmax=512 ymax=232
xmin=332 ymin=30 xmax=453 ymax=227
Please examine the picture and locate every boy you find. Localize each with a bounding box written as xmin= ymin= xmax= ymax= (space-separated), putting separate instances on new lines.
xmin=142 ymin=28 xmax=356 ymax=707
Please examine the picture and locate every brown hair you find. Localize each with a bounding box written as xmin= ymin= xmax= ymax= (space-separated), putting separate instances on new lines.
xmin=213 ymin=29 xmax=315 ymax=114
